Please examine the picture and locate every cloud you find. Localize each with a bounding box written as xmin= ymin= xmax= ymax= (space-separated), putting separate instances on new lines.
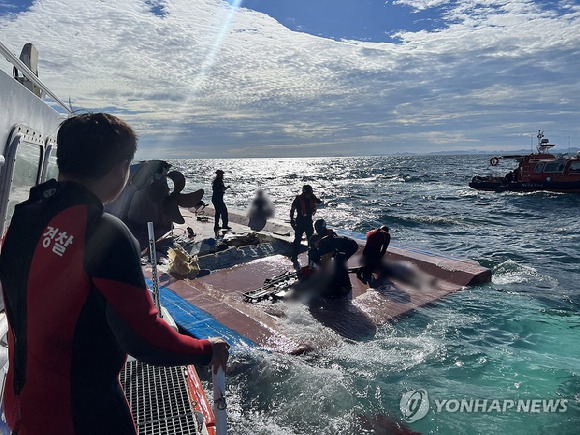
xmin=393 ymin=0 xmax=451 ymax=12
xmin=1 ymin=0 xmax=579 ymax=158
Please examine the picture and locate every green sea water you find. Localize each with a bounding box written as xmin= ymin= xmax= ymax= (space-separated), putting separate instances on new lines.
xmin=173 ymin=155 xmax=580 ymax=434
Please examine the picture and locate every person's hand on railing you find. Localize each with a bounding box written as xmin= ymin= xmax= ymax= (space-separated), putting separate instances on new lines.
xmin=208 ymin=337 xmax=230 ymax=374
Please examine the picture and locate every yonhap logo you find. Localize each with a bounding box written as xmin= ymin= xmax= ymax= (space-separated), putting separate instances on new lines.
xmin=399 ymin=389 xmax=570 ymax=423
xmin=400 ymin=389 xmax=430 ymax=422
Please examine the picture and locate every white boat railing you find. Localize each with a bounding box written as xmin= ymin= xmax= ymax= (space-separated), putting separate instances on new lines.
xmin=213 ymin=367 xmax=228 ymax=435
xmin=0 ymin=41 xmax=72 ymax=114
xmin=147 ymin=222 xmax=162 ymax=317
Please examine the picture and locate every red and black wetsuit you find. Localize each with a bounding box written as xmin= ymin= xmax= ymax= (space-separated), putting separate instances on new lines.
xmin=363 ymin=228 xmax=390 ymax=259
xmin=359 ymin=228 xmax=391 ymax=281
xmin=0 ymin=180 xmax=213 ymax=434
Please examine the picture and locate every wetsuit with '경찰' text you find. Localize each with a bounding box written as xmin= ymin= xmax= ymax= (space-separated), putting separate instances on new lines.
xmin=0 ymin=180 xmax=213 ymax=435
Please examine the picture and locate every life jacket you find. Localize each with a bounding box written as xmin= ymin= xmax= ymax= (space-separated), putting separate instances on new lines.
xmin=363 ymin=228 xmax=390 ymax=256
xmin=366 ymin=228 xmax=388 ymax=247
xmin=297 ymin=194 xmax=316 ymax=217
xmin=308 ymin=229 xmax=335 ymax=265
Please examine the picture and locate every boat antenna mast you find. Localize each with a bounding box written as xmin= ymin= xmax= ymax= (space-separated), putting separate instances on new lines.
xmin=0 ymin=41 xmax=72 ymax=114
xmin=536 ymin=130 xmax=555 ymax=155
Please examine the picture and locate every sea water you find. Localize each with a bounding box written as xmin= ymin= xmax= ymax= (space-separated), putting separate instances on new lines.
xmin=170 ymin=155 xmax=580 ymax=434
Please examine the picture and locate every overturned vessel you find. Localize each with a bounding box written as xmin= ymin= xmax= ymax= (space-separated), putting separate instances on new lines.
xmin=469 ymin=130 xmax=580 ymax=193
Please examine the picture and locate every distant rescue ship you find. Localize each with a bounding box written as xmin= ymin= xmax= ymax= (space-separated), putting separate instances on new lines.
xmin=469 ymin=130 xmax=580 ymax=193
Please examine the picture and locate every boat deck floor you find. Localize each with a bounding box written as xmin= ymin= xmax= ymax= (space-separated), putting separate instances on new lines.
xmin=143 ymin=206 xmax=491 ymax=354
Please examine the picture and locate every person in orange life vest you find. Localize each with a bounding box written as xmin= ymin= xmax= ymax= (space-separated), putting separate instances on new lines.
xmin=289 ymin=185 xmax=319 ymax=262
xmin=357 ymin=225 xmax=391 ymax=284
xmin=308 ymin=219 xmax=358 ymax=298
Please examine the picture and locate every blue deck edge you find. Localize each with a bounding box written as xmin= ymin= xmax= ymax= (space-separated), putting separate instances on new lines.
xmin=145 ymin=278 xmax=255 ymax=352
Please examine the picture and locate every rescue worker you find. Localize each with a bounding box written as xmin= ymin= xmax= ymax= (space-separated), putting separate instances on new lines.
xmin=308 ymin=219 xmax=358 ymax=298
xmin=357 ymin=225 xmax=391 ymax=284
xmin=289 ymin=184 xmax=318 ymax=262
xmin=0 ymin=113 xmax=229 ymax=435
xmin=212 ymin=169 xmax=230 ymax=236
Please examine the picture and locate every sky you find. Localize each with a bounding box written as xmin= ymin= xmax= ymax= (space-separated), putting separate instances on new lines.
xmin=1 ymin=0 xmax=579 ymax=159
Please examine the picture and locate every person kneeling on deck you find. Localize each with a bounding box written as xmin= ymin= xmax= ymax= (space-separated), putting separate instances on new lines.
xmin=308 ymin=219 xmax=358 ymax=298
xmin=357 ymin=225 xmax=391 ymax=284
xmin=0 ymin=113 xmax=229 ymax=435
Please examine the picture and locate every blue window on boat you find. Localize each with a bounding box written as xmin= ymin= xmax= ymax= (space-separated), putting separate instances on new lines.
xmin=569 ymin=162 xmax=580 ymax=172
xmin=543 ymin=162 xmax=565 ymax=173
xmin=534 ymin=163 xmax=545 ymax=173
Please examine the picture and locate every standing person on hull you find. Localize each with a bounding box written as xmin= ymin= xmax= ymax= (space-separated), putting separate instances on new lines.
xmin=357 ymin=225 xmax=391 ymax=284
xmin=212 ymin=169 xmax=231 ymax=237
xmin=289 ymin=184 xmax=318 ymax=263
xmin=0 ymin=113 xmax=230 ymax=435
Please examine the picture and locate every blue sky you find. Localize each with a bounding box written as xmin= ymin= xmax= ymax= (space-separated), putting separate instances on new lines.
xmin=1 ymin=0 xmax=579 ymax=159
xmin=225 ymin=0 xmax=446 ymax=42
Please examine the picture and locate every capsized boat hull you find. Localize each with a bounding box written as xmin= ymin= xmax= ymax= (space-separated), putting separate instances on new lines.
xmin=146 ymin=234 xmax=491 ymax=353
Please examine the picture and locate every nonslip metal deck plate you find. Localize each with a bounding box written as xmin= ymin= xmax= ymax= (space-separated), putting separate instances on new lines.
xmin=120 ymin=360 xmax=201 ymax=435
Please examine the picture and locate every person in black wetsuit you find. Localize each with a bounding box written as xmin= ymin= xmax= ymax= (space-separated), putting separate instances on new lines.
xmin=308 ymin=219 xmax=359 ymax=298
xmin=0 ymin=113 xmax=229 ymax=435
xmin=212 ymin=169 xmax=230 ymax=236
xmin=290 ymin=184 xmax=319 ymax=263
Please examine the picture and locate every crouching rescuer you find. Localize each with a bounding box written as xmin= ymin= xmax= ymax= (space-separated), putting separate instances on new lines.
xmin=307 ymin=219 xmax=359 ymax=298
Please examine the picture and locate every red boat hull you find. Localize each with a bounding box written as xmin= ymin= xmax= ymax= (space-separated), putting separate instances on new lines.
xmin=471 ymin=152 xmax=580 ymax=193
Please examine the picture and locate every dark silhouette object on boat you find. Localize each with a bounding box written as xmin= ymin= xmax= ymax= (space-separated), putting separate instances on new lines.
xmin=105 ymin=160 xmax=204 ymax=248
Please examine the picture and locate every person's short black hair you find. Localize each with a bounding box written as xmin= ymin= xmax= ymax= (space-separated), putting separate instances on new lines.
xmin=314 ymin=218 xmax=326 ymax=234
xmin=57 ymin=113 xmax=137 ymax=178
